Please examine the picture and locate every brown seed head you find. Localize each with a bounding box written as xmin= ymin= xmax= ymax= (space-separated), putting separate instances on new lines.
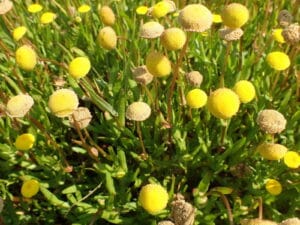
xmin=157 ymin=221 xmax=175 ymax=225
xmin=69 ymin=107 xmax=92 ymax=129
xmin=126 ymin=102 xmax=151 ymax=121
xmin=185 ymin=71 xmax=203 ymax=87
xmin=140 ymin=21 xmax=164 ymax=39
xmin=241 ymin=219 xmax=278 ymax=225
xmin=282 ymin=23 xmax=300 ymax=44
xmin=0 ymin=0 xmax=13 ymax=15
xmin=280 ymin=218 xmax=300 ymax=225
xmin=278 ymin=10 xmax=293 ymax=27
xmin=171 ymin=194 xmax=195 ymax=225
xmin=219 ymin=27 xmax=244 ymax=41
xmin=257 ymin=109 xmax=286 ymax=134
xmin=132 ymin=65 xmax=154 ymax=85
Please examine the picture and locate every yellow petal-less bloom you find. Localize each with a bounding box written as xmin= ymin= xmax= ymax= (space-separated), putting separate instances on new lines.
xmin=207 ymin=88 xmax=240 ymax=119
xmin=265 ymin=179 xmax=282 ymax=196
xmin=15 ymin=45 xmax=37 ymax=71
xmin=186 ymin=89 xmax=207 ymax=108
xmin=266 ymin=51 xmax=290 ymax=71
xmin=257 ymin=143 xmax=287 ymax=160
xmin=98 ymin=26 xmax=117 ymax=50
xmin=99 ymin=5 xmax=115 ymax=26
xmin=6 ymin=94 xmax=34 ymax=118
xmin=272 ymin=28 xmax=285 ymax=43
xmin=136 ymin=6 xmax=148 ymax=15
xmin=233 ymin=80 xmax=256 ymax=103
xmin=283 ymin=151 xmax=300 ymax=169
xmin=146 ymin=51 xmax=171 ymax=77
xmin=21 ymin=179 xmax=40 ymax=198
xmin=40 ymin=12 xmax=56 ymax=24
xmin=213 ymin=14 xmax=222 ymax=23
xmin=139 ymin=184 xmax=169 ymax=214
xmin=15 ymin=133 xmax=35 ymax=151
xmin=68 ymin=57 xmax=91 ymax=79
xmin=78 ymin=4 xmax=91 ymax=13
xmin=48 ymin=89 xmax=79 ymax=117
xmin=221 ymin=3 xmax=249 ymax=28
xmin=13 ymin=26 xmax=27 ymax=41
xmin=161 ymin=28 xmax=186 ymax=51
xmin=27 ymin=3 xmax=43 ymax=13
xmin=151 ymin=1 xmax=170 ymax=18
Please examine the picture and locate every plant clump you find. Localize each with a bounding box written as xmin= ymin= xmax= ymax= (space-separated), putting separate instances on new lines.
xmin=256 ymin=143 xmax=288 ymax=160
xmin=256 ymin=109 xmax=286 ymax=134
xmin=221 ymin=3 xmax=249 ymax=28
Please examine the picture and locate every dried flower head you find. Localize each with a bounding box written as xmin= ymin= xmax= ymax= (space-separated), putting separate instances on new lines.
xmin=69 ymin=107 xmax=92 ymax=129
xmin=265 ymin=179 xmax=282 ymax=195
xmin=0 ymin=0 xmax=13 ymax=15
xmin=283 ymin=151 xmax=300 ymax=169
xmin=98 ymin=26 xmax=117 ymax=50
xmin=241 ymin=219 xmax=278 ymax=225
xmin=125 ymin=102 xmax=151 ymax=121
xmin=132 ymin=65 xmax=154 ymax=85
xmin=233 ymin=80 xmax=256 ymax=103
xmin=146 ymin=51 xmax=171 ymax=77
xmin=186 ymin=89 xmax=207 ymax=108
xmin=257 ymin=109 xmax=286 ymax=134
xmin=99 ymin=5 xmax=115 ymax=26
xmin=6 ymin=94 xmax=34 ymax=118
xmin=15 ymin=133 xmax=35 ymax=151
xmin=21 ymin=179 xmax=40 ymax=198
xmin=68 ymin=57 xmax=91 ymax=79
xmin=171 ymin=194 xmax=195 ymax=225
xmin=280 ymin=218 xmax=300 ymax=225
xmin=278 ymin=10 xmax=293 ymax=27
xmin=40 ymin=12 xmax=56 ymax=24
xmin=272 ymin=28 xmax=285 ymax=43
xmin=140 ymin=21 xmax=164 ymax=39
xmin=158 ymin=221 xmax=175 ymax=225
xmin=266 ymin=51 xmax=290 ymax=71
xmin=185 ymin=71 xmax=203 ymax=87
xmin=282 ymin=23 xmax=300 ymax=44
xmin=221 ymin=3 xmax=249 ymax=28
xmin=15 ymin=45 xmax=37 ymax=71
xmin=257 ymin=143 xmax=288 ymax=160
xmin=13 ymin=26 xmax=27 ymax=41
xmin=27 ymin=3 xmax=43 ymax=13
xmin=161 ymin=27 xmax=186 ymax=51
xmin=219 ymin=27 xmax=244 ymax=41
xmin=179 ymin=4 xmax=213 ymax=32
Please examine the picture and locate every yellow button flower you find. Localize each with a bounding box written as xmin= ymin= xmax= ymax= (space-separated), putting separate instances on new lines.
xmin=161 ymin=27 xmax=186 ymax=51
xmin=40 ymin=12 xmax=56 ymax=24
xmin=186 ymin=89 xmax=207 ymax=108
xmin=265 ymin=179 xmax=282 ymax=196
xmin=15 ymin=45 xmax=37 ymax=71
xmin=48 ymin=89 xmax=79 ymax=117
xmin=151 ymin=1 xmax=170 ymax=18
xmin=78 ymin=4 xmax=91 ymax=13
xmin=139 ymin=183 xmax=169 ymax=214
xmin=221 ymin=3 xmax=249 ymax=28
xmin=136 ymin=6 xmax=148 ymax=15
xmin=98 ymin=5 xmax=115 ymax=26
xmin=6 ymin=94 xmax=34 ymax=118
xmin=213 ymin=14 xmax=222 ymax=23
xmin=146 ymin=51 xmax=171 ymax=77
xmin=283 ymin=151 xmax=300 ymax=169
xmin=266 ymin=51 xmax=290 ymax=71
xmin=15 ymin=133 xmax=35 ymax=151
xmin=97 ymin=26 xmax=117 ymax=50
xmin=68 ymin=57 xmax=91 ymax=79
xmin=233 ymin=80 xmax=256 ymax=103
xmin=21 ymin=179 xmax=40 ymax=198
xmin=257 ymin=143 xmax=287 ymax=160
xmin=207 ymin=88 xmax=240 ymax=119
xmin=13 ymin=26 xmax=27 ymax=41
xmin=272 ymin=28 xmax=285 ymax=43
xmin=27 ymin=3 xmax=43 ymax=13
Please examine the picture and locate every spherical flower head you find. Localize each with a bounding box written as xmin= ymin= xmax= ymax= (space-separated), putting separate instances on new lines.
xmin=221 ymin=3 xmax=249 ymax=28
xmin=21 ymin=179 xmax=40 ymax=198
xmin=132 ymin=65 xmax=154 ymax=85
xmin=140 ymin=21 xmax=164 ymax=39
xmin=161 ymin=27 xmax=186 ymax=51
xmin=15 ymin=45 xmax=37 ymax=71
xmin=151 ymin=1 xmax=170 ymax=18
xmin=266 ymin=51 xmax=290 ymax=71
xmin=219 ymin=27 xmax=243 ymax=41
xmin=139 ymin=183 xmax=169 ymax=214
xmin=97 ymin=26 xmax=117 ymax=50
xmin=283 ymin=151 xmax=300 ymax=169
xmin=99 ymin=5 xmax=115 ymax=26
xmin=280 ymin=218 xmax=300 ymax=225
xmin=40 ymin=12 xmax=56 ymax=24
xmin=0 ymin=0 xmax=13 ymax=15
xmin=179 ymin=4 xmax=213 ymax=32
xmin=186 ymin=89 xmax=207 ymax=108
xmin=265 ymin=179 xmax=282 ymax=196
xmin=241 ymin=219 xmax=278 ymax=225
xmin=48 ymin=89 xmax=79 ymax=117
xmin=125 ymin=102 xmax=151 ymax=121
xmin=6 ymin=94 xmax=34 ymax=118
xmin=136 ymin=6 xmax=148 ymax=15
xmin=185 ymin=71 xmax=203 ymax=87
xmin=233 ymin=80 xmax=255 ymax=103
xmin=68 ymin=57 xmax=91 ymax=79
xmin=171 ymin=195 xmax=195 ymax=225
xmin=78 ymin=4 xmax=91 ymax=13
xmin=158 ymin=221 xmax=175 ymax=225
xmin=213 ymin=14 xmax=222 ymax=23
xmin=146 ymin=51 xmax=171 ymax=77
xmin=272 ymin=28 xmax=285 ymax=43
xmin=15 ymin=133 xmax=35 ymax=151
xmin=69 ymin=107 xmax=92 ymax=129
xmin=257 ymin=109 xmax=286 ymax=134
xmin=282 ymin=23 xmax=300 ymax=44
xmin=27 ymin=3 xmax=43 ymax=13
xmin=207 ymin=88 xmax=240 ymax=119
xmin=13 ymin=26 xmax=27 ymax=41
xmin=257 ymin=143 xmax=287 ymax=160
xmin=278 ymin=10 xmax=293 ymax=27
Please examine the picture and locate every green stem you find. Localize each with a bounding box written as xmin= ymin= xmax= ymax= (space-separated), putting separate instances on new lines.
xmin=136 ymin=121 xmax=148 ymax=160
xmin=220 ymin=120 xmax=229 ymax=146
xmin=219 ymin=41 xmax=232 ymax=88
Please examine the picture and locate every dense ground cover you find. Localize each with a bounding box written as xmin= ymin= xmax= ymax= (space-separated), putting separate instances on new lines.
xmin=0 ymin=0 xmax=299 ymax=224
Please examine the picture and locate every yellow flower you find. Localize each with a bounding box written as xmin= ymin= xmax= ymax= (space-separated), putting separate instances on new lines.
xmin=97 ymin=26 xmax=117 ymax=50
xmin=266 ymin=51 xmax=290 ymax=71
xmin=78 ymin=4 xmax=91 ymax=13
xmin=6 ymin=94 xmax=34 ymax=118
xmin=68 ymin=57 xmax=91 ymax=79
xmin=233 ymin=80 xmax=256 ymax=103
xmin=15 ymin=133 xmax=35 ymax=151
xmin=221 ymin=3 xmax=249 ymax=28
xmin=207 ymin=88 xmax=240 ymax=119
xmin=139 ymin=183 xmax=169 ymax=214
xmin=27 ymin=3 xmax=43 ymax=13
xmin=40 ymin=12 xmax=56 ymax=24
xmin=265 ymin=179 xmax=282 ymax=196
xmin=256 ymin=143 xmax=287 ymax=160
xmin=213 ymin=14 xmax=222 ymax=23
xmin=15 ymin=45 xmax=37 ymax=71
xmin=186 ymin=89 xmax=207 ymax=108
xmin=283 ymin=151 xmax=300 ymax=169
xmin=151 ymin=1 xmax=170 ymax=18
xmin=136 ymin=6 xmax=148 ymax=15
xmin=146 ymin=51 xmax=171 ymax=77
xmin=160 ymin=27 xmax=186 ymax=51
xmin=98 ymin=5 xmax=115 ymax=26
xmin=272 ymin=28 xmax=285 ymax=43
xmin=21 ymin=179 xmax=40 ymax=198
xmin=48 ymin=89 xmax=79 ymax=117
xmin=13 ymin=26 xmax=27 ymax=41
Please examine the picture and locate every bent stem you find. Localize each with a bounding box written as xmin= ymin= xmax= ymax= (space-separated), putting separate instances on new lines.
xmin=219 ymin=41 xmax=232 ymax=88
xmin=136 ymin=121 xmax=148 ymax=159
xmin=271 ymin=71 xmax=280 ymax=93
